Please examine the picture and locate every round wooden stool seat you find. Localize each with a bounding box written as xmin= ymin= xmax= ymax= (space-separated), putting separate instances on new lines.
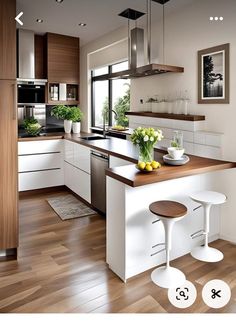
xmin=149 ymin=200 xmax=187 ymax=218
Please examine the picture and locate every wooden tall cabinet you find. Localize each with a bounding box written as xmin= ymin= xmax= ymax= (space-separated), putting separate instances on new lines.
xmin=0 ymin=0 xmax=18 ymax=258
xmin=0 ymin=0 xmax=16 ymax=80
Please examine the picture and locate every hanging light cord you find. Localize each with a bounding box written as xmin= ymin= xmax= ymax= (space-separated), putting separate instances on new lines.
xmin=163 ymin=3 xmax=165 ymax=64
xmin=128 ymin=17 xmax=131 ymax=69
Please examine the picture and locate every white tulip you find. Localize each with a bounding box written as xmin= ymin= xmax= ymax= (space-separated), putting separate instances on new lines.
xmin=144 ymin=135 xmax=149 ymax=142
xmin=150 ymin=136 xmax=154 ymax=142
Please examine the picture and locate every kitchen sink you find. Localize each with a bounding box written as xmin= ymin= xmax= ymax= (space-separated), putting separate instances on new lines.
xmin=81 ymin=136 xmax=110 ymax=141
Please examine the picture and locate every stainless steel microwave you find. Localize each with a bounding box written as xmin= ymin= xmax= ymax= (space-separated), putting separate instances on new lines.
xmin=17 ymin=80 xmax=46 ymax=104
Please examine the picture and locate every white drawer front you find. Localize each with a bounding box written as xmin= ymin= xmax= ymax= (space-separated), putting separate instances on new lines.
xmin=64 ymin=161 xmax=91 ymax=203
xmin=19 ymin=153 xmax=62 ymax=172
xmin=19 ymin=169 xmax=64 ymax=191
xmin=74 ymin=144 xmax=91 ymax=174
xmin=18 ymin=140 xmax=62 ymax=155
xmin=64 ymin=140 xmax=74 ymax=164
xmin=73 ymin=167 xmax=91 ymax=203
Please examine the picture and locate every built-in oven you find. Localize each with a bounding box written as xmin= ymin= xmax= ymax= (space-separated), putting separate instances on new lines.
xmin=17 ymin=80 xmax=46 ymax=104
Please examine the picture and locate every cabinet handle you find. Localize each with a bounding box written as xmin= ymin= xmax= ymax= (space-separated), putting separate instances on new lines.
xmin=12 ymin=83 xmax=17 ymax=120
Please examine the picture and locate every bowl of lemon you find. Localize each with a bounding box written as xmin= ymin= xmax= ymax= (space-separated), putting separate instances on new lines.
xmin=136 ymin=160 xmax=161 ymax=173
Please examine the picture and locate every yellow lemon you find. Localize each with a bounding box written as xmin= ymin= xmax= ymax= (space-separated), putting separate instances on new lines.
xmin=151 ymin=161 xmax=161 ymax=169
xmin=145 ymin=164 xmax=153 ymax=172
xmin=151 ymin=161 xmax=158 ymax=169
xmin=138 ymin=161 xmax=146 ymax=170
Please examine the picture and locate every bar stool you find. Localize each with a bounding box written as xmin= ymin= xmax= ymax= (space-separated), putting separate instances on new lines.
xmin=190 ymin=190 xmax=226 ymax=262
xmin=149 ymin=200 xmax=187 ymax=289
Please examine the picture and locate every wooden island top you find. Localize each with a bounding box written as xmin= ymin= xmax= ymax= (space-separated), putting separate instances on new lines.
xmin=106 ymin=150 xmax=236 ymax=187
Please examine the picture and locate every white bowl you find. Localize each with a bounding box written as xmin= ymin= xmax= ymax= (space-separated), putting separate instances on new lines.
xmin=167 ymin=147 xmax=185 ymax=160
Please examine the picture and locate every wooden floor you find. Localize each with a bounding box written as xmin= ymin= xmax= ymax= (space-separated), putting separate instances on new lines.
xmin=0 ymin=190 xmax=236 ymax=313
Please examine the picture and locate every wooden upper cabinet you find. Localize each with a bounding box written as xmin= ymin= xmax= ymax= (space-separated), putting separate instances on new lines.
xmin=35 ymin=35 xmax=47 ymax=80
xmin=0 ymin=0 xmax=16 ymax=80
xmin=47 ymin=33 xmax=80 ymax=84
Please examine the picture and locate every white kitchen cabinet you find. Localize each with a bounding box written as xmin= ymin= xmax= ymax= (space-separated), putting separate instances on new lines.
xmin=19 ymin=169 xmax=63 ymax=191
xmin=64 ymin=140 xmax=91 ymax=174
xmin=19 ymin=153 xmax=62 ymax=172
xmin=74 ymin=144 xmax=91 ymax=174
xmin=64 ymin=140 xmax=74 ymax=164
xmin=64 ymin=161 xmax=74 ymax=191
xmin=73 ymin=166 xmax=91 ymax=203
xmin=18 ymin=139 xmax=62 ymax=155
xmin=18 ymin=139 xmax=64 ymax=191
xmin=64 ymin=161 xmax=91 ymax=203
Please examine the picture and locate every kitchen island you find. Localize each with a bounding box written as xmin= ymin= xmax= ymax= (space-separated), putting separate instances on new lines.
xmin=106 ymin=151 xmax=236 ymax=282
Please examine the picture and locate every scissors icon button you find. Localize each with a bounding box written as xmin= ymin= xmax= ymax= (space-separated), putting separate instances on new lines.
xmin=211 ymin=288 xmax=221 ymax=299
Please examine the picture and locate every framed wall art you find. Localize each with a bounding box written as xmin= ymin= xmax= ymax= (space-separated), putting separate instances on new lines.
xmin=198 ymin=43 xmax=229 ymax=104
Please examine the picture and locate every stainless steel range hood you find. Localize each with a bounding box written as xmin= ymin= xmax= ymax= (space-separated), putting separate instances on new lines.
xmin=93 ymin=0 xmax=183 ymax=81
xmin=17 ymin=29 xmax=47 ymax=83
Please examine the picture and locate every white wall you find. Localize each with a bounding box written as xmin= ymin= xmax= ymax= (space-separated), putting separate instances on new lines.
xmin=130 ymin=0 xmax=236 ymax=161
xmin=80 ymin=27 xmax=127 ymax=132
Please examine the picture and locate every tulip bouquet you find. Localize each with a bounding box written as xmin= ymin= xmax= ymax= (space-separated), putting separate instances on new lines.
xmin=131 ymin=127 xmax=163 ymax=163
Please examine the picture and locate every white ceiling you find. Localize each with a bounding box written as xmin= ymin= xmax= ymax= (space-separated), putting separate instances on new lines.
xmin=16 ymin=0 xmax=194 ymax=46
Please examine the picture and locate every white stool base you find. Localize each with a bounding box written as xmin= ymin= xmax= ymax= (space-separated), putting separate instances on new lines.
xmin=151 ymin=266 xmax=186 ymax=289
xmin=191 ymin=245 xmax=223 ymax=262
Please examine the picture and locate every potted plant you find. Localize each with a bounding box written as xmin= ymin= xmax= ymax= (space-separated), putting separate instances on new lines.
xmin=131 ymin=127 xmax=163 ymax=163
xmin=23 ymin=117 xmax=42 ymax=136
xmin=70 ymin=106 xmax=83 ymax=133
xmin=51 ymin=105 xmax=73 ymax=134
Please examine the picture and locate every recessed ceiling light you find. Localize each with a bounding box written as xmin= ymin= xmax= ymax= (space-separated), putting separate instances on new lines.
xmin=78 ymin=23 xmax=87 ymax=27
xmin=209 ymin=17 xmax=214 ymax=21
xmin=214 ymin=16 xmax=219 ymax=21
xmin=55 ymin=0 xmax=64 ymax=3
xmin=36 ymin=19 xmax=43 ymax=23
xmin=219 ymin=16 xmax=224 ymax=21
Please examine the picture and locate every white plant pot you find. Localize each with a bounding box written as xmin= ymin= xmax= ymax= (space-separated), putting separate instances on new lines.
xmin=64 ymin=120 xmax=72 ymax=134
xmin=72 ymin=122 xmax=81 ymax=134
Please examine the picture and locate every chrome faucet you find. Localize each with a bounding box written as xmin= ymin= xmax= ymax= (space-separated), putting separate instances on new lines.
xmin=103 ymin=109 xmax=118 ymax=138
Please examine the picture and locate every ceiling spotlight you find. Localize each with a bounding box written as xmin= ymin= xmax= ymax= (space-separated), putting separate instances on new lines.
xmin=214 ymin=16 xmax=219 ymax=21
xmin=78 ymin=23 xmax=87 ymax=27
xmin=36 ymin=19 xmax=43 ymax=23
xmin=219 ymin=16 xmax=224 ymax=21
xmin=55 ymin=0 xmax=64 ymax=3
xmin=209 ymin=17 xmax=213 ymax=21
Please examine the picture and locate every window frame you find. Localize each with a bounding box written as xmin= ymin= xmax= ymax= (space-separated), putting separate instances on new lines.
xmin=91 ymin=61 xmax=129 ymax=128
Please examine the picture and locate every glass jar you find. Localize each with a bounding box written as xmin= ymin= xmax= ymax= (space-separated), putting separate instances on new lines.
xmin=173 ymin=131 xmax=183 ymax=149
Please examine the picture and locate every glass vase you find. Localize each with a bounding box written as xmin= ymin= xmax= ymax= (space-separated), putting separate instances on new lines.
xmin=138 ymin=144 xmax=154 ymax=163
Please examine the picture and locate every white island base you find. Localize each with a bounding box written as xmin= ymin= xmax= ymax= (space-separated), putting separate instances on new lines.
xmin=106 ymin=171 xmax=228 ymax=282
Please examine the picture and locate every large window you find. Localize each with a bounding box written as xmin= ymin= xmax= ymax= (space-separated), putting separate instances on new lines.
xmin=91 ymin=61 xmax=130 ymax=128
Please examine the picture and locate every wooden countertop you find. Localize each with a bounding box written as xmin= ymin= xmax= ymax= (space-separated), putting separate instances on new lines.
xmin=18 ymin=132 xmax=138 ymax=163
xmin=18 ymin=132 xmax=236 ymax=188
xmin=65 ymin=133 xmax=138 ymax=163
xmin=106 ymin=151 xmax=236 ymax=187
xmin=18 ymin=133 xmax=65 ymax=141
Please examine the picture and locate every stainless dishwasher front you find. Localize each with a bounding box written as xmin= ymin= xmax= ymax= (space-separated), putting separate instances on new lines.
xmin=91 ymin=151 xmax=109 ymax=214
